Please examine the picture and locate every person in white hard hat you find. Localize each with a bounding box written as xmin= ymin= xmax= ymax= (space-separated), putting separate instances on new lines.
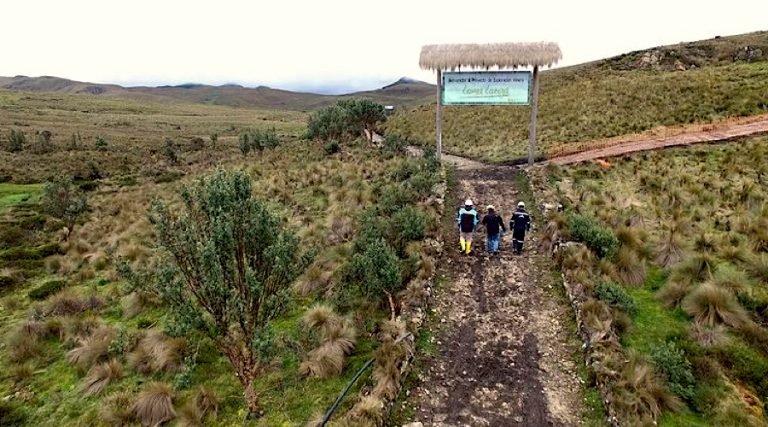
xmin=456 ymin=199 xmax=478 ymax=255
xmin=481 ymin=205 xmax=506 ymax=255
xmin=510 ymin=201 xmax=531 ymax=255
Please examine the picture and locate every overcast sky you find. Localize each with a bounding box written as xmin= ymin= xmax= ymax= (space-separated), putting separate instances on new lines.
xmin=2 ymin=0 xmax=766 ymax=94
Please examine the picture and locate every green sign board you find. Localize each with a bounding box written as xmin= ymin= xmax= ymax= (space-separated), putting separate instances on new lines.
xmin=442 ymin=71 xmax=531 ymax=105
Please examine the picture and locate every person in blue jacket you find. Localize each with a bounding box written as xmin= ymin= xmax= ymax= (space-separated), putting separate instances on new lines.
xmin=510 ymin=201 xmax=531 ymax=255
xmin=456 ymin=199 xmax=478 ymax=255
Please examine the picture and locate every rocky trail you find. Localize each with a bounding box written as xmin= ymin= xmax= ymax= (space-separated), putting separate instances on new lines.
xmin=401 ymin=159 xmax=586 ymax=427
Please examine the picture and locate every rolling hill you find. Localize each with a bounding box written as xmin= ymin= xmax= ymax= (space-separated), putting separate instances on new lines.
xmin=384 ymin=31 xmax=768 ymax=163
xmin=0 ymin=75 xmax=434 ymax=111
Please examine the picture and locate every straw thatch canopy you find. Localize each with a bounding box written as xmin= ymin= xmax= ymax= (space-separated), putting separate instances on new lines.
xmin=419 ymin=42 xmax=562 ymax=70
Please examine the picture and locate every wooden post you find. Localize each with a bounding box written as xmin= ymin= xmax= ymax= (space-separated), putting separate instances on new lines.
xmin=436 ymin=69 xmax=443 ymax=162
xmin=528 ymin=65 xmax=540 ymax=166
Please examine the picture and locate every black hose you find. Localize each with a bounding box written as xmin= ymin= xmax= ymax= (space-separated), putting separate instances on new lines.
xmin=316 ymin=332 xmax=413 ymax=427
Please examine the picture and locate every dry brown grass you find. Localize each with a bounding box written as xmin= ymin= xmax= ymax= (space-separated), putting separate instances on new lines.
xmin=66 ymin=325 xmax=115 ymax=370
xmin=688 ymin=323 xmax=730 ymax=348
xmin=419 ymin=42 xmax=562 ymax=70
xmin=612 ymin=353 xmax=682 ymax=423
xmin=682 ymin=282 xmax=750 ymax=328
xmin=300 ymin=305 xmax=356 ymax=379
xmin=46 ymin=289 xmax=104 ymax=316
xmin=132 ymin=382 xmax=176 ymax=427
xmin=81 ymin=358 xmax=124 ymax=396
xmin=614 ymin=247 xmax=647 ymax=287
xmin=128 ymin=330 xmax=187 ymax=374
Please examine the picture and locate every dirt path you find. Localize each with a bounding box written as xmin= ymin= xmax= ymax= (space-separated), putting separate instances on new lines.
xmin=549 ymin=115 xmax=768 ymax=165
xmin=404 ymin=159 xmax=585 ymax=427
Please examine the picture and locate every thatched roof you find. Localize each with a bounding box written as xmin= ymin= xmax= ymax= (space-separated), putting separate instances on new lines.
xmin=419 ymin=42 xmax=562 ymax=70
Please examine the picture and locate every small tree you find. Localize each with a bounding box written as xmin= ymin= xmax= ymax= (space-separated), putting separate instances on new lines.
xmin=338 ymin=99 xmax=387 ymax=143
xmin=305 ymin=105 xmax=355 ymax=141
xmin=6 ymin=129 xmax=26 ymax=153
xmin=41 ymin=175 xmax=88 ymax=239
xmin=147 ymin=168 xmax=311 ymax=415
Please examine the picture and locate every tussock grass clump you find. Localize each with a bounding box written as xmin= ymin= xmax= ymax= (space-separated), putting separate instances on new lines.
xmin=132 ymin=382 xmax=176 ymax=427
xmin=81 ymin=358 xmax=124 ymax=396
xmin=682 ymin=282 xmax=750 ymax=328
xmin=713 ymin=264 xmax=749 ymax=294
xmin=300 ymin=304 xmax=357 ymax=379
xmin=128 ymin=330 xmax=187 ymax=374
xmin=747 ymin=253 xmax=768 ymax=284
xmin=611 ymin=353 xmax=682 ymax=423
xmin=66 ymin=325 xmax=115 ymax=370
xmin=688 ymin=323 xmax=729 ymax=348
xmin=10 ymin=362 xmax=34 ymax=385
xmin=613 ymin=246 xmax=647 ymax=287
xmin=46 ymin=289 xmax=104 ymax=316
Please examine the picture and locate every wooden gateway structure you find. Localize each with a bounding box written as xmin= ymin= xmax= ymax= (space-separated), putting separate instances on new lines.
xmin=419 ymin=42 xmax=562 ymax=165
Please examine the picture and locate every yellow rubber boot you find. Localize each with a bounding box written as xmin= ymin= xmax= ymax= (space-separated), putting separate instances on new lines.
xmin=466 ymin=241 xmax=472 ymax=254
xmin=460 ymin=238 xmax=466 ymax=252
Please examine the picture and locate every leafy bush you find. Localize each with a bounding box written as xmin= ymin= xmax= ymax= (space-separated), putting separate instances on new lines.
xmin=594 ymin=281 xmax=637 ymax=317
xmin=41 ymin=175 xmax=88 ymax=237
xmin=162 ymin=138 xmax=179 ymax=164
xmin=28 ymin=279 xmax=67 ymax=300
xmin=383 ymin=134 xmax=407 ymax=156
xmin=94 ymin=135 xmax=108 ymax=151
xmin=306 ymin=105 xmax=355 ymax=141
xmin=239 ymin=128 xmax=280 ymax=154
xmin=5 ymin=129 xmax=26 ymax=153
xmin=347 ymin=238 xmax=402 ymax=299
xmin=337 ymin=98 xmax=386 ymax=141
xmin=567 ymin=212 xmax=620 ymax=259
xmin=651 ymin=341 xmax=696 ymax=401
xmin=323 ymin=140 xmax=340 ymax=155
xmin=388 ymin=206 xmax=427 ymax=255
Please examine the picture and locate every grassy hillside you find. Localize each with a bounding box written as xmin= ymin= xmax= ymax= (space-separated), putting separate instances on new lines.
xmin=0 ymin=76 xmax=434 ymax=112
xmin=542 ymin=136 xmax=768 ymax=426
xmin=0 ymin=90 xmax=442 ymax=426
xmin=385 ymin=31 xmax=768 ymax=163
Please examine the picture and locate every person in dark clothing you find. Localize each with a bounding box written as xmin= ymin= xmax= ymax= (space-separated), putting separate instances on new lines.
xmin=456 ymin=199 xmax=478 ymax=255
xmin=510 ymin=201 xmax=531 ymax=255
xmin=481 ymin=205 xmax=506 ymax=255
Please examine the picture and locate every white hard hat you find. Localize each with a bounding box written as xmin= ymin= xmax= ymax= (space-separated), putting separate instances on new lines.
xmin=518 ymin=201 xmax=525 ymax=208
xmin=465 ymin=199 xmax=473 ymax=206
xmin=487 ymin=205 xmax=495 ymax=210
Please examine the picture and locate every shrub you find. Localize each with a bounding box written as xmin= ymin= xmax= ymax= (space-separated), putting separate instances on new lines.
xmin=41 ymin=175 xmax=88 ymax=237
xmin=162 ymin=138 xmax=179 ymax=164
xmin=567 ymin=212 xmax=620 ymax=259
xmin=132 ymin=382 xmax=176 ymax=427
xmin=239 ymin=128 xmax=279 ymax=154
xmin=323 ymin=140 xmax=340 ymax=155
xmin=337 ymin=98 xmax=386 ymax=142
xmin=383 ymin=134 xmax=407 ymax=156
xmin=189 ymin=136 xmax=205 ymax=151
xmin=347 ymin=238 xmax=402 ymax=300
xmin=6 ymin=129 xmax=26 ymax=153
xmin=94 ymin=135 xmax=108 ymax=151
xmin=33 ymin=130 xmax=53 ymax=154
xmin=0 ymin=400 xmax=26 ymax=426
xmin=306 ymin=105 xmax=355 ymax=141
xmin=388 ymin=206 xmax=427 ymax=255
xmin=28 ymin=278 xmax=67 ymax=300
xmin=650 ymin=342 xmax=696 ymax=401
xmin=595 ymin=281 xmax=638 ymax=317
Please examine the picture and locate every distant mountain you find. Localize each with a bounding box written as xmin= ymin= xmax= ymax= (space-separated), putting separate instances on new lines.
xmin=0 ymin=75 xmax=434 ymax=111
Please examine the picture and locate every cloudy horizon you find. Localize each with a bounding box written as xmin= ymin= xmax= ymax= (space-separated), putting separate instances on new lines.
xmin=2 ymin=0 xmax=766 ymax=94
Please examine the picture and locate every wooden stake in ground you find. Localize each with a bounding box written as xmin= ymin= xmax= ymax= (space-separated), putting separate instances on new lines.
xmin=528 ymin=65 xmax=540 ymax=166
xmin=436 ymin=69 xmax=443 ymax=162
